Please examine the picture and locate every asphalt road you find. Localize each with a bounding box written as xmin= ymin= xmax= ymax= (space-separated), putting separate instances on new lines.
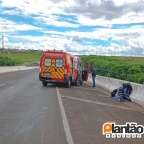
xmin=0 ymin=69 xmax=67 ymax=144
xmin=59 ymin=85 xmax=144 ymax=144
xmin=0 ymin=69 xmax=144 ymax=144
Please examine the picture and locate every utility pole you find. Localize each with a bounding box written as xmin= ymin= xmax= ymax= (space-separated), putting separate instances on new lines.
xmin=0 ymin=23 xmax=11 ymax=50
xmin=1 ymin=32 xmax=4 ymax=49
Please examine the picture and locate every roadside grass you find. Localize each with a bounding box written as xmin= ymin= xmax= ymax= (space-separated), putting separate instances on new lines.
xmin=0 ymin=50 xmax=42 ymax=66
xmin=1 ymin=50 xmax=144 ymax=84
xmin=81 ymin=55 xmax=144 ymax=84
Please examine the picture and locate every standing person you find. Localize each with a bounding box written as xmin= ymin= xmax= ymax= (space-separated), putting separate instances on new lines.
xmin=82 ymin=63 xmax=89 ymax=81
xmin=91 ymin=65 xmax=96 ymax=87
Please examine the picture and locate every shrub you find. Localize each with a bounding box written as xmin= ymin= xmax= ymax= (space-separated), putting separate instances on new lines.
xmin=81 ymin=55 xmax=144 ymax=84
xmin=0 ymin=56 xmax=16 ymax=66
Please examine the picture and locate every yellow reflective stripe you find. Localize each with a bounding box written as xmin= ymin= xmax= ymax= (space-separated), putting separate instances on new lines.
xmin=57 ymin=71 xmax=63 ymax=79
xmin=43 ymin=66 xmax=65 ymax=79
xmin=58 ymin=68 xmax=64 ymax=78
xmin=55 ymin=71 xmax=61 ymax=79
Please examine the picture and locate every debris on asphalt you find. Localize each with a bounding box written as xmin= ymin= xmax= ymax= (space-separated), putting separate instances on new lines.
xmin=111 ymin=83 xmax=132 ymax=102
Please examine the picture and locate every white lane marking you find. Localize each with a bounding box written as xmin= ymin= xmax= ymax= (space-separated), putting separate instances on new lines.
xmin=74 ymin=86 xmax=109 ymax=93
xmin=56 ymin=87 xmax=74 ymax=144
xmin=62 ymin=96 xmax=136 ymax=111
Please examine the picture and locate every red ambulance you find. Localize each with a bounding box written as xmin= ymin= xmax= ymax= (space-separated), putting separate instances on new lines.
xmin=39 ymin=50 xmax=83 ymax=87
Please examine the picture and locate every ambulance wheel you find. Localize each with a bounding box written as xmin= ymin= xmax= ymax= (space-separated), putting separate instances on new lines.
xmin=42 ymin=81 xmax=47 ymax=87
xmin=65 ymin=79 xmax=71 ymax=88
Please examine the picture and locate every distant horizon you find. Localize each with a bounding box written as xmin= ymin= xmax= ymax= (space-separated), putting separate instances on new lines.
xmin=0 ymin=47 xmax=144 ymax=57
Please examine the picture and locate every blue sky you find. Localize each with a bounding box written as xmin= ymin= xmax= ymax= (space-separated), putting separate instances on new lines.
xmin=0 ymin=0 xmax=144 ymax=55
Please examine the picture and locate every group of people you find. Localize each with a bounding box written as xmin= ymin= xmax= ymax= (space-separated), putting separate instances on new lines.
xmin=82 ymin=63 xmax=96 ymax=87
xmin=82 ymin=63 xmax=133 ymax=101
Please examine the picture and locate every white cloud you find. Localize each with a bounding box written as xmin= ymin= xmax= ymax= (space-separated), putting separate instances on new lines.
xmin=112 ymin=0 xmax=142 ymax=6
xmin=6 ymin=25 xmax=144 ymax=56
xmin=1 ymin=0 xmax=144 ymax=26
xmin=1 ymin=0 xmax=66 ymax=15
xmin=1 ymin=0 xmax=80 ymax=28
xmin=16 ymin=24 xmax=41 ymax=31
xmin=1 ymin=0 xmax=144 ymax=55
xmin=77 ymin=15 xmax=109 ymax=26
xmin=0 ymin=18 xmax=41 ymax=32
xmin=77 ymin=12 xmax=144 ymax=27
xmin=8 ymin=34 xmax=71 ymax=50
xmin=36 ymin=15 xmax=79 ymax=28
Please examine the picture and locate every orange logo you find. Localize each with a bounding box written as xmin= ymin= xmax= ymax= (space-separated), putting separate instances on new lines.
xmin=102 ymin=122 xmax=113 ymax=135
xmin=102 ymin=122 xmax=144 ymax=138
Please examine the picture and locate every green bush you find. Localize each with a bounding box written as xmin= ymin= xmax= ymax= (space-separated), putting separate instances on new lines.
xmin=0 ymin=50 xmax=41 ymax=66
xmin=81 ymin=55 xmax=144 ymax=84
xmin=0 ymin=56 xmax=16 ymax=66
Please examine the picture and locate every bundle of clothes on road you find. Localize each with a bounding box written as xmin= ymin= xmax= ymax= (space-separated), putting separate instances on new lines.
xmin=111 ymin=83 xmax=133 ymax=102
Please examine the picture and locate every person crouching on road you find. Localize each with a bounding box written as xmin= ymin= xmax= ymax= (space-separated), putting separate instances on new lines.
xmin=91 ymin=66 xmax=96 ymax=87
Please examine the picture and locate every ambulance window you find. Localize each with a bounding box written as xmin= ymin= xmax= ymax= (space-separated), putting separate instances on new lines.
xmin=56 ymin=59 xmax=63 ymax=67
xmin=45 ymin=58 xmax=51 ymax=66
